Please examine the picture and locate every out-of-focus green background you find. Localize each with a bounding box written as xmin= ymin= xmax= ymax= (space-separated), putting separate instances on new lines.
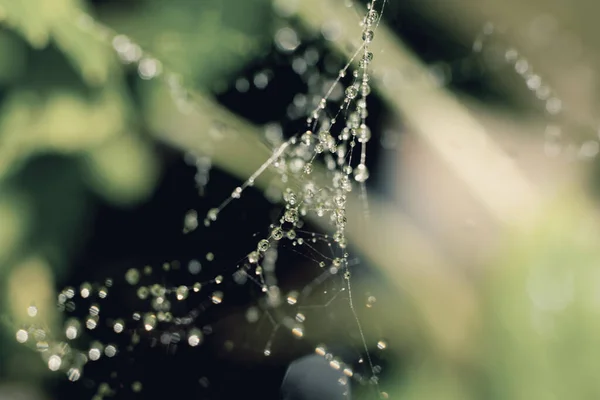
xmin=0 ymin=0 xmax=275 ymax=396
xmin=2 ymin=0 xmax=600 ymax=399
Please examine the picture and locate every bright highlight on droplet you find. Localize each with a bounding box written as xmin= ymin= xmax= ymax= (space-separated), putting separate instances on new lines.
xmin=15 ymin=329 xmax=28 ymax=343
xmin=113 ymin=320 xmax=124 ymax=333
xmin=27 ymin=305 xmax=37 ymax=317
xmin=65 ymin=325 xmax=79 ymax=340
xmin=275 ymin=27 xmax=300 ymax=52
xmin=48 ymin=355 xmax=62 ymax=371
xmin=89 ymin=347 xmax=101 ymax=361
xmin=80 ymin=283 xmax=91 ymax=298
xmin=176 ymin=285 xmax=189 ymax=301
xmin=292 ymin=326 xmax=304 ymax=338
xmin=105 ymin=345 xmax=117 ymax=357
xmin=211 ymin=291 xmax=223 ymax=304
xmin=188 ymin=329 xmax=203 ymax=347
xmin=138 ymin=57 xmax=162 ymax=80
xmin=287 ymin=291 xmax=298 ymax=305
xmin=67 ymin=368 xmax=81 ymax=382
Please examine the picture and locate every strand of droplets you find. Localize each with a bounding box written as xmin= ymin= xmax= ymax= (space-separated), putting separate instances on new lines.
xmin=14 ymin=1 xmax=390 ymax=399
xmin=202 ymin=2 xmax=386 ymax=394
xmin=472 ymin=22 xmax=600 ymax=159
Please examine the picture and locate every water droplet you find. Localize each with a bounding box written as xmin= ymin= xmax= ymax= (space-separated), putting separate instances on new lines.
xmin=144 ymin=314 xmax=157 ymax=331
xmin=152 ymin=284 xmax=167 ymax=297
xmin=231 ymin=187 xmax=242 ymax=199
xmin=36 ymin=341 xmax=49 ymax=352
xmin=138 ymin=57 xmax=162 ymax=80
xmin=86 ymin=317 xmax=98 ymax=330
xmin=137 ymin=286 xmax=149 ymax=300
xmin=15 ymin=329 xmax=28 ymax=343
xmin=89 ymin=304 xmax=100 ymax=316
xmin=105 ymin=345 xmax=117 ymax=357
xmin=48 ymin=355 xmax=62 ymax=371
xmin=131 ymin=381 xmax=143 ymax=393
xmin=80 ymin=283 xmax=91 ymax=298
xmin=211 ymin=291 xmax=223 ymax=304
xmin=27 ymin=306 xmax=38 ymax=317
xmin=292 ymin=326 xmax=304 ymax=338
xmin=125 ymin=268 xmax=140 ymax=285
xmin=89 ymin=347 xmax=102 ymax=361
xmin=330 ymin=359 xmax=342 ymax=370
xmin=207 ymin=208 xmax=219 ymax=222
xmin=287 ymin=291 xmax=298 ymax=305
xmin=315 ymin=345 xmax=326 ymax=356
xmin=67 ymin=368 xmax=81 ymax=381
xmin=271 ymin=227 xmax=284 ymax=240
xmin=257 ymin=239 xmax=270 ymax=252
xmin=346 ymin=85 xmax=358 ymax=99
xmin=283 ymin=188 xmax=298 ymax=205
xmin=357 ymin=124 xmax=371 ymax=143
xmin=65 ymin=319 xmax=80 ymax=340
xmin=246 ymin=307 xmax=260 ymax=323
xmin=176 ymin=286 xmax=189 ymax=301
xmin=188 ymin=259 xmax=202 ymax=274
xmin=188 ymin=329 xmax=203 ymax=346
xmin=366 ymin=295 xmax=377 ymax=308
xmin=354 ymin=164 xmax=370 ymax=182
xmin=275 ymin=27 xmax=300 ymax=52
xmin=248 ymin=251 xmax=259 ymax=264
xmin=183 ymin=210 xmax=198 ymax=233
xmin=366 ymin=9 xmax=378 ymax=25
xmin=362 ymin=30 xmax=374 ymax=42
xmin=113 ymin=319 xmax=124 ymax=333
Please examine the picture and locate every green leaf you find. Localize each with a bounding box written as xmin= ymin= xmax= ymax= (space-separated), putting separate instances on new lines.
xmin=80 ymin=134 xmax=161 ymax=207
xmin=98 ymin=0 xmax=272 ymax=89
xmin=0 ymin=0 xmax=116 ymax=85
xmin=0 ymin=86 xmax=130 ymax=179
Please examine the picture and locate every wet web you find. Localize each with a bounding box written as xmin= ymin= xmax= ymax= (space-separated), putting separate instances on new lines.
xmin=10 ymin=1 xmax=600 ymax=400
xmin=14 ymin=2 xmax=390 ymax=399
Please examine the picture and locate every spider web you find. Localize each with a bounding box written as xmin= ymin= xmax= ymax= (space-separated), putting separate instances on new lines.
xmin=13 ymin=1 xmax=393 ymax=399
xmin=11 ymin=1 xmax=597 ymax=400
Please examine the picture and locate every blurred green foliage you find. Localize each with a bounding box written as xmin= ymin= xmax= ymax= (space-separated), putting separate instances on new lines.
xmin=0 ymin=0 xmax=272 ymax=385
xmin=480 ymin=195 xmax=600 ymax=399
xmin=389 ymin=193 xmax=600 ymax=399
xmin=0 ymin=0 xmax=273 ymax=259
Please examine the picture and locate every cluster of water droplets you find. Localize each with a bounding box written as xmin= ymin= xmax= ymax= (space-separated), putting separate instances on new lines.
xmin=16 ymin=260 xmax=226 ymax=390
xmin=14 ymin=1 xmax=391 ymax=399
